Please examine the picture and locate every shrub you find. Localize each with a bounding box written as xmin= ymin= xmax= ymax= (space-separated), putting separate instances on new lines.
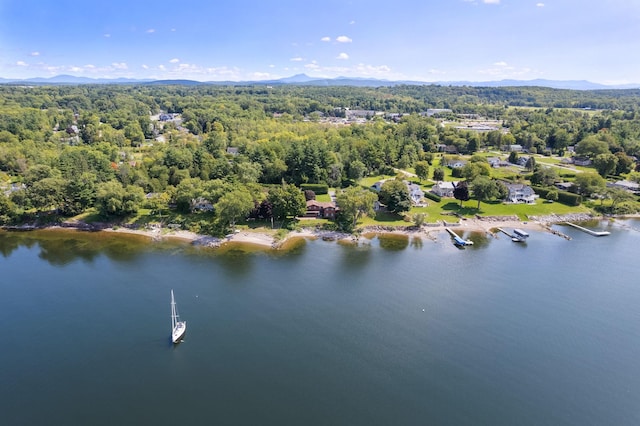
xmin=300 ymin=184 xmax=328 ymax=195
xmin=532 ymin=185 xmax=582 ymax=206
xmin=423 ymin=191 xmax=441 ymax=202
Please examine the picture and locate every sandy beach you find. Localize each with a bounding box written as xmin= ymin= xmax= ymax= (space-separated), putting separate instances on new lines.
xmin=82 ymin=212 xmax=605 ymax=248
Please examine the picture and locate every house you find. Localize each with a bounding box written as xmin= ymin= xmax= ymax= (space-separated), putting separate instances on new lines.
xmin=609 ymin=180 xmax=640 ymax=193
xmin=431 ymin=181 xmax=458 ymax=198
xmin=370 ymin=179 xmax=388 ymax=192
xmin=306 ymin=200 xmax=338 ymax=219
xmin=423 ymin=108 xmax=452 ymax=117
xmin=503 ymin=183 xmax=537 ymax=204
xmin=191 ymin=197 xmax=214 ymax=212
xmin=372 ymin=179 xmax=424 ymax=204
xmin=573 ymin=157 xmax=592 ymax=166
xmin=226 ymin=147 xmax=239 ymax=155
xmin=505 ymin=144 xmax=524 ymax=152
xmin=406 ymin=181 xmax=425 ymax=204
xmin=516 ymin=156 xmax=530 ymax=167
xmin=487 ymin=157 xmax=510 ymax=168
xmin=447 ymin=160 xmax=467 ymax=169
xmin=555 ymin=182 xmax=574 ymax=191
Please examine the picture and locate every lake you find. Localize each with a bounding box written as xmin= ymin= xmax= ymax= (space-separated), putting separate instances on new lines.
xmin=1 ymin=220 xmax=639 ymax=425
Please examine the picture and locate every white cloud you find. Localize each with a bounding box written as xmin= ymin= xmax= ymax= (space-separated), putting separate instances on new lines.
xmin=141 ymin=64 xmax=149 ymax=69
xmin=536 ymin=3 xmax=545 ymax=7
xmin=336 ymin=52 xmax=349 ymax=60
xmin=146 ymin=29 xmax=156 ymax=33
xmin=112 ymin=62 xmax=128 ymax=70
xmin=321 ymin=36 xmax=331 ymax=42
xmin=30 ymin=51 xmax=40 ymax=57
xmin=171 ymin=28 xmax=176 ymax=32
xmin=305 ymin=63 xmax=320 ymax=70
xmin=16 ymin=61 xmax=27 ymax=66
xmin=169 ymin=58 xmax=180 ymax=63
xmin=84 ymin=64 xmax=96 ymax=69
xmin=268 ymin=64 xmax=275 ymax=68
xmin=103 ymin=34 xmax=111 ymax=38
xmin=478 ymin=62 xmax=537 ymax=78
xmin=349 ymin=20 xmax=356 ymax=25
xmin=158 ymin=65 xmax=166 ymax=71
xmin=252 ymin=72 xmax=272 ymax=80
xmin=483 ymin=0 xmax=500 ymax=4
xmin=290 ymin=57 xmax=304 ymax=62
xmin=336 ymin=35 xmax=352 ymax=43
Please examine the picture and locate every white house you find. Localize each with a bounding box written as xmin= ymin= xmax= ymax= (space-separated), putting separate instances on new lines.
xmin=406 ymin=181 xmax=425 ymax=204
xmin=447 ymin=160 xmax=467 ymax=169
xmin=503 ymin=183 xmax=537 ymax=204
xmin=431 ymin=181 xmax=458 ymax=198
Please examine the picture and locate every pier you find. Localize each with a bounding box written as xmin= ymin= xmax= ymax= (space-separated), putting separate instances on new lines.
xmin=445 ymin=227 xmax=474 ymax=246
xmin=564 ymin=222 xmax=610 ymax=236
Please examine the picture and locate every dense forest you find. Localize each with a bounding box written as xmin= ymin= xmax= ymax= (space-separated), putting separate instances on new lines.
xmin=1 ymin=83 xmax=639 ymax=233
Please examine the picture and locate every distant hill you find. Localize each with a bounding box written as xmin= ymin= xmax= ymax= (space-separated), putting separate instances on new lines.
xmin=1 ymin=73 xmax=638 ymax=90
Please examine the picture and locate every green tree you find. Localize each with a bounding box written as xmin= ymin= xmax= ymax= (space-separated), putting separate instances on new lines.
xmin=602 ymin=187 xmax=636 ymax=211
xmin=27 ymin=177 xmax=65 ymax=212
xmin=525 ymin=156 xmax=536 ymax=172
xmin=174 ymin=178 xmax=204 ymax=213
xmin=347 ymin=159 xmax=367 ymax=181
xmin=61 ymin=173 xmax=97 ymax=215
xmin=414 ymin=161 xmax=430 ymax=182
xmin=433 ymin=167 xmax=445 ymax=181
xmin=95 ymin=180 xmax=144 ymax=217
xmin=216 ymin=189 xmax=254 ymax=230
xmin=268 ymin=182 xmax=306 ymax=220
xmin=379 ymin=179 xmax=411 ymax=214
xmin=530 ymin=166 xmax=558 ymax=186
xmin=453 ymin=181 xmax=470 ymax=207
xmin=614 ymin=152 xmax=635 ymax=175
xmin=574 ymin=173 xmax=606 ymax=197
xmin=575 ymin=136 xmax=610 ymax=159
xmin=593 ymin=153 xmax=618 ymax=177
xmin=461 ymin=161 xmax=491 ymax=181
xmin=0 ymin=192 xmax=15 ymax=224
xmin=412 ymin=213 xmax=426 ymax=227
xmin=471 ymin=176 xmax=500 ymax=209
xmin=336 ymin=186 xmax=378 ymax=231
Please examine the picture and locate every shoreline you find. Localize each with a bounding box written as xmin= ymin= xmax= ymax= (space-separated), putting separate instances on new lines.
xmin=3 ymin=213 xmax=634 ymax=249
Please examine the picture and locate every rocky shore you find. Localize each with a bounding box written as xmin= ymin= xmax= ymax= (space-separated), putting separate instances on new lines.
xmin=3 ymin=212 xmax=633 ymax=249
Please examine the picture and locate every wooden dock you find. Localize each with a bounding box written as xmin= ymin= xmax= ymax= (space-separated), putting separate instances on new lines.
xmin=445 ymin=227 xmax=474 ymax=246
xmin=564 ymin=222 xmax=610 ymax=236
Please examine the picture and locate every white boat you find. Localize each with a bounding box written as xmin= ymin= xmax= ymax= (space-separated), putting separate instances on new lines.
xmin=171 ymin=289 xmax=187 ymax=344
xmin=512 ymin=228 xmax=529 ymax=242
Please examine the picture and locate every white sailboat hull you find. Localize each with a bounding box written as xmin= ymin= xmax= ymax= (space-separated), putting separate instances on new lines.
xmin=171 ymin=289 xmax=186 ymax=344
xmin=172 ymin=321 xmax=187 ymax=344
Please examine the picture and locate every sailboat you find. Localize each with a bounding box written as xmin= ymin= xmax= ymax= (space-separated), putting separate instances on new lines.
xmin=171 ymin=289 xmax=187 ymax=344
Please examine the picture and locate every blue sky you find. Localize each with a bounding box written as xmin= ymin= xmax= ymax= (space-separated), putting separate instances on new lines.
xmin=1 ymin=0 xmax=640 ymax=84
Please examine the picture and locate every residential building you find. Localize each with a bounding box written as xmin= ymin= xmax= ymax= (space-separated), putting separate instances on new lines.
xmin=431 ymin=181 xmax=458 ymax=198
xmin=503 ymin=183 xmax=537 ymax=204
xmin=306 ymin=200 xmax=338 ymax=219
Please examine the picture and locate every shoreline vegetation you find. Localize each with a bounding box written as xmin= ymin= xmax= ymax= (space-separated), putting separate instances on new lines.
xmin=3 ymin=212 xmax=635 ymax=250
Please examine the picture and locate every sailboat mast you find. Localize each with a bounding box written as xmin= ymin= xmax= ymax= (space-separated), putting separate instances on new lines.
xmin=171 ymin=289 xmax=176 ymax=329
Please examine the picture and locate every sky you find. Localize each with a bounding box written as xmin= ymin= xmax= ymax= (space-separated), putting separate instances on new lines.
xmin=1 ymin=0 xmax=640 ymax=84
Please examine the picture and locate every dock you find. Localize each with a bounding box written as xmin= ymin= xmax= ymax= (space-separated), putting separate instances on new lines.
xmin=564 ymin=222 xmax=610 ymax=236
xmin=445 ymin=227 xmax=474 ymax=246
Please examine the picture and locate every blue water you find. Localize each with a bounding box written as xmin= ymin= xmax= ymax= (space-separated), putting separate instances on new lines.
xmin=1 ymin=221 xmax=639 ymax=425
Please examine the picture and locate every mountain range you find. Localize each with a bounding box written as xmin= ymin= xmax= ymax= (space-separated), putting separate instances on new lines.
xmin=1 ymin=73 xmax=638 ymax=90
